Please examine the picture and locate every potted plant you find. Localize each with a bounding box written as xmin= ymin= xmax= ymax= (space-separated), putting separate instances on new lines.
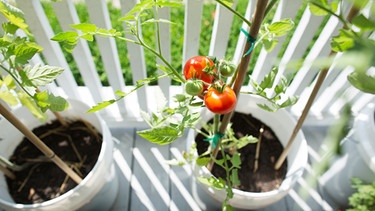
xmin=347 ymin=178 xmax=375 ymax=211
xmin=52 ymin=0 xmax=311 ymax=209
xmin=0 ymin=2 xmax=118 ymax=210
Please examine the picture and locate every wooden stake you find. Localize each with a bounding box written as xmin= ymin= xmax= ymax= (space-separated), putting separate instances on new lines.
xmin=207 ymin=0 xmax=269 ymax=171
xmin=274 ymin=5 xmax=360 ymax=170
xmin=0 ymin=164 xmax=16 ymax=180
xmin=0 ymin=102 xmax=82 ymax=184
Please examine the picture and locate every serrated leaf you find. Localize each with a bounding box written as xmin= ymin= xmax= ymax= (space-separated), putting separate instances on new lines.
xmin=331 ymin=30 xmax=355 ymax=52
xmin=87 ymin=99 xmax=116 ymax=113
xmin=17 ymin=91 xmax=47 ymax=121
xmin=22 ymin=64 xmax=64 ymax=87
xmin=347 ymin=71 xmax=375 ymax=94
xmin=279 ymin=96 xmax=299 ymax=108
xmin=14 ymin=42 xmax=43 ymax=65
xmin=230 ymin=169 xmax=240 ymax=186
xmin=267 ymin=18 xmax=294 ymax=37
xmin=70 ymin=23 xmax=97 ymax=33
xmin=262 ymin=39 xmax=278 ymax=52
xmin=230 ymin=153 xmax=241 ymax=168
xmin=309 ymin=1 xmax=329 ymax=16
xmin=197 ymin=176 xmax=226 ymax=190
xmin=137 ymin=126 xmax=180 ymax=145
xmin=196 ymin=156 xmax=210 ymax=166
xmin=51 ymin=31 xmax=79 ymax=41
xmin=236 ymin=135 xmax=258 ymax=149
xmin=0 ymin=0 xmax=30 ymax=34
xmin=259 ymin=67 xmax=278 ymax=90
xmin=352 ymin=14 xmax=375 ymax=31
xmin=34 ymin=92 xmax=69 ymax=112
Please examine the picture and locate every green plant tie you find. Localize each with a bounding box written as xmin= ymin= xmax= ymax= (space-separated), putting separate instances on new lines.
xmin=240 ymin=28 xmax=257 ymax=57
xmin=204 ymin=133 xmax=225 ymax=148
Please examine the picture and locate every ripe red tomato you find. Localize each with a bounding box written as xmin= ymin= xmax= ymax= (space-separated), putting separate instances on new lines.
xmin=204 ymin=86 xmax=236 ymax=114
xmin=183 ymin=56 xmax=216 ymax=86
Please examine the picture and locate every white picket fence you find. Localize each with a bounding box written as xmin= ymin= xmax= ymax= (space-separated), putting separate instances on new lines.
xmin=13 ymin=0 xmax=375 ymax=128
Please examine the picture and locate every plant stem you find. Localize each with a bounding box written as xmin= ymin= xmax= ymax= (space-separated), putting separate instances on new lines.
xmin=274 ymin=4 xmax=360 ymax=170
xmin=0 ymin=101 xmax=83 ymax=184
xmin=207 ymin=0 xmax=269 ymax=171
xmin=215 ymin=0 xmax=252 ymax=27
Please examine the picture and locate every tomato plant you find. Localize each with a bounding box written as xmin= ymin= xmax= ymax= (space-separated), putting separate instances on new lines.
xmin=204 ymin=86 xmax=237 ymax=114
xmin=183 ymin=56 xmax=216 ymax=86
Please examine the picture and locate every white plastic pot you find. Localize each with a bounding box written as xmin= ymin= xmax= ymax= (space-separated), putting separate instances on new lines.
xmin=0 ymin=99 xmax=118 ymax=211
xmin=190 ymin=94 xmax=308 ymax=210
xmin=319 ymin=102 xmax=375 ymax=207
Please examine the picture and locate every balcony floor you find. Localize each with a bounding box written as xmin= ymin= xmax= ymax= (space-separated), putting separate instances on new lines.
xmin=109 ymin=125 xmax=340 ymax=211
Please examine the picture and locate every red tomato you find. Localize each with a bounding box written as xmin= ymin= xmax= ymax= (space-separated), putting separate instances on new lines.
xmin=204 ymin=86 xmax=236 ymax=114
xmin=183 ymin=56 xmax=216 ymax=86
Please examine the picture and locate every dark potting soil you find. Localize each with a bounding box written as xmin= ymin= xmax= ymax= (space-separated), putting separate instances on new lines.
xmin=195 ymin=112 xmax=287 ymax=192
xmin=5 ymin=119 xmax=102 ymax=204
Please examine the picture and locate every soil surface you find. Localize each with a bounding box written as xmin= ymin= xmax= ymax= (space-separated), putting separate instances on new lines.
xmin=195 ymin=112 xmax=287 ymax=192
xmin=5 ymin=119 xmax=102 ymax=204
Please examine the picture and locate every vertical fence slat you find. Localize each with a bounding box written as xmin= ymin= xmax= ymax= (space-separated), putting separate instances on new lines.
xmin=182 ymin=0 xmax=204 ymax=64
xmin=84 ymin=0 xmax=130 ymax=117
xmin=251 ymin=0 xmax=303 ymax=84
xmin=119 ymin=0 xmax=149 ymax=115
xmin=208 ymin=1 xmax=237 ymax=59
xmin=15 ymin=0 xmax=79 ymax=99
xmin=51 ymin=0 xmax=105 ymax=104
xmin=157 ymin=6 xmax=172 ymax=103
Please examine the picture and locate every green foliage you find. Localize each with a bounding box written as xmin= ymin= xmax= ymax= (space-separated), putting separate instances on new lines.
xmin=348 ymin=178 xmax=375 ymax=211
xmin=247 ymin=67 xmax=298 ymax=112
xmin=0 ymin=1 xmax=67 ymax=121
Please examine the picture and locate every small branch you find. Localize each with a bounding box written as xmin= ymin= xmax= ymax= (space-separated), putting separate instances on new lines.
xmin=253 ymin=125 xmax=264 ymax=172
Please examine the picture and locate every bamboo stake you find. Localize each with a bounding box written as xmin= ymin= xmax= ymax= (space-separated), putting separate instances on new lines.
xmin=274 ymin=5 xmax=360 ymax=170
xmin=0 ymin=102 xmax=82 ymax=184
xmin=207 ymin=0 xmax=269 ymax=171
xmin=0 ymin=164 xmax=16 ymax=180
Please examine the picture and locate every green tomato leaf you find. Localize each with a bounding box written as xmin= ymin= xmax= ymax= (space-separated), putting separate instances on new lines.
xmin=17 ymin=91 xmax=47 ymax=121
xmin=197 ymin=176 xmax=226 ymax=190
xmin=137 ymin=126 xmax=180 ymax=145
xmin=0 ymin=0 xmax=30 ymax=35
xmin=262 ymin=39 xmax=278 ymax=52
xmin=267 ymin=18 xmax=294 ymax=37
xmin=230 ymin=153 xmax=241 ymax=169
xmin=196 ymin=156 xmax=210 ymax=166
xmin=230 ymin=168 xmax=240 ymax=186
xmin=14 ymin=42 xmax=43 ymax=65
xmin=279 ymin=96 xmax=299 ymax=108
xmin=87 ymin=99 xmax=116 ymax=113
xmin=70 ymin=23 xmax=97 ymax=33
xmin=308 ymin=0 xmax=329 ymax=16
xmin=34 ymin=91 xmax=69 ymax=112
xmin=352 ymin=14 xmax=375 ymax=31
xmin=331 ymin=30 xmax=355 ymax=52
xmin=21 ymin=64 xmax=64 ymax=87
xmin=347 ymin=71 xmax=375 ymax=94
xmin=259 ymin=67 xmax=278 ymax=90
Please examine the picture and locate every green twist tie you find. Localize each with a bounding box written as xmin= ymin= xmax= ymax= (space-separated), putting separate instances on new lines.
xmin=240 ymin=28 xmax=257 ymax=57
xmin=204 ymin=133 xmax=225 ymax=148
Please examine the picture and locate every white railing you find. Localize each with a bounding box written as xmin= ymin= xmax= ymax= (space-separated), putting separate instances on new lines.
xmin=14 ymin=0 xmax=375 ymax=128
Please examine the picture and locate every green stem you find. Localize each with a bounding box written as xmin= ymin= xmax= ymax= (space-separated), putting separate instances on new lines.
xmin=0 ymin=64 xmax=34 ymax=98
xmin=215 ymin=0 xmax=252 ymax=27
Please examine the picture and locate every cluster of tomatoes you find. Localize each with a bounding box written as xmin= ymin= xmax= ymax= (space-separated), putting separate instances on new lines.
xmin=183 ymin=56 xmax=237 ymax=114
